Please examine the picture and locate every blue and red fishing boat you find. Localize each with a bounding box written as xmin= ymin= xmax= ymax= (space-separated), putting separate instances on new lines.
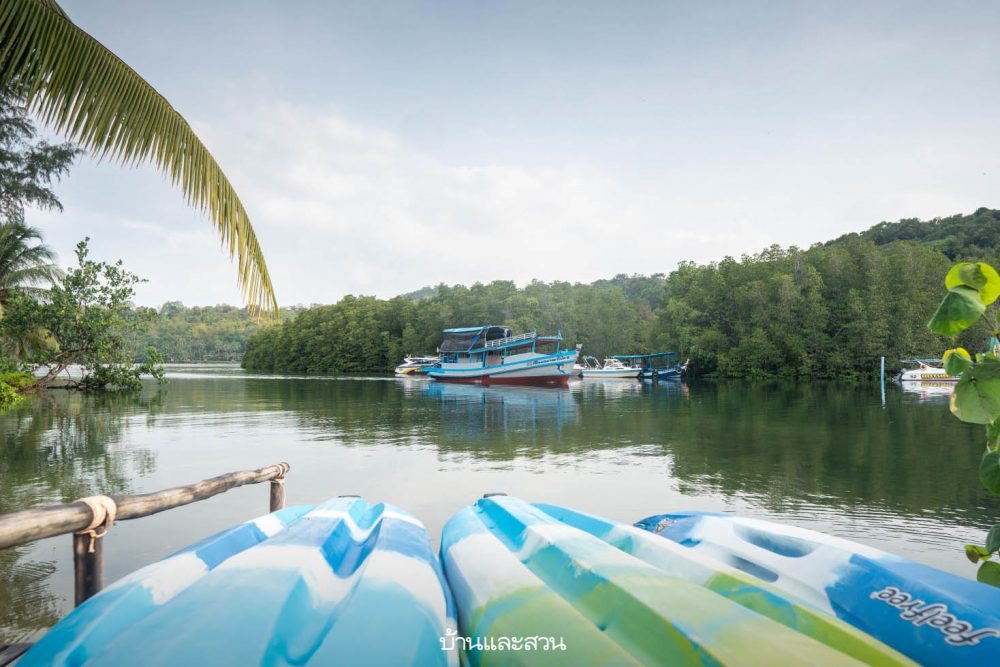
xmin=427 ymin=326 xmax=579 ymax=386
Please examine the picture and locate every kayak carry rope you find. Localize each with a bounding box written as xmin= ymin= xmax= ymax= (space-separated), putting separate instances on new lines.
xmin=74 ymin=495 xmax=117 ymax=553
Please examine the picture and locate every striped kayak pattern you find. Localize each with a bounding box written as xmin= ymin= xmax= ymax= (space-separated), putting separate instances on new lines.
xmin=441 ymin=496 xmax=913 ymax=666
xmin=635 ymin=511 xmax=1000 ymax=666
xmin=22 ymin=498 xmax=458 ymax=667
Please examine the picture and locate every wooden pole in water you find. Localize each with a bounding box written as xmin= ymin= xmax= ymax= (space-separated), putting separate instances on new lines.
xmin=73 ymin=532 xmax=103 ymax=606
xmin=269 ymin=475 xmax=286 ymax=512
xmin=881 ymin=356 xmax=886 ymax=406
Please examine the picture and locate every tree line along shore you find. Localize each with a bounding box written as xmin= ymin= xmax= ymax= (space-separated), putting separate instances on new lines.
xmin=236 ymin=208 xmax=1000 ymax=380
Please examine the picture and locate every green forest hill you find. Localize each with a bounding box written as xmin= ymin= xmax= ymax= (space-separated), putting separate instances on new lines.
xmin=234 ymin=208 xmax=1000 ymax=379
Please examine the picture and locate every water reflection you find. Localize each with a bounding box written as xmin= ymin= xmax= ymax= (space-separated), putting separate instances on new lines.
xmin=0 ymin=392 xmax=161 ymax=643
xmin=898 ymin=380 xmax=954 ymax=400
xmin=423 ymin=382 xmax=579 ymax=452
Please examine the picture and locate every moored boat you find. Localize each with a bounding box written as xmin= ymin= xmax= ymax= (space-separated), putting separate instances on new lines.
xmin=427 ymin=325 xmax=579 ymax=386
xmin=655 ymin=358 xmax=689 ymax=380
xmin=612 ymin=352 xmax=687 ymax=380
xmin=394 ymin=355 xmax=440 ymax=376
xmin=634 ymin=510 xmax=1000 ymax=665
xmin=894 ymin=359 xmax=958 ymax=383
xmin=580 ymin=357 xmax=641 ymax=379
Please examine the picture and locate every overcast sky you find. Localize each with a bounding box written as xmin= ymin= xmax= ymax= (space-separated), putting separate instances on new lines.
xmin=30 ymin=1 xmax=1000 ymax=307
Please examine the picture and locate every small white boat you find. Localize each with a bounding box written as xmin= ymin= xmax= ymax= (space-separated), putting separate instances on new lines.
xmin=575 ymin=356 xmax=599 ymax=376
xmin=895 ymin=359 xmax=958 ymax=383
xmin=394 ymin=355 xmax=439 ymax=376
xmin=581 ymin=357 xmax=641 ymax=379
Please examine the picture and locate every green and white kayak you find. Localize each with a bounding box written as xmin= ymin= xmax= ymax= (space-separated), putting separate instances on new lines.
xmin=441 ymin=496 xmax=915 ymax=666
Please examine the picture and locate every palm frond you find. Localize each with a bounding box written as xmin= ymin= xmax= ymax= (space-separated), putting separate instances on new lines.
xmin=0 ymin=0 xmax=278 ymax=317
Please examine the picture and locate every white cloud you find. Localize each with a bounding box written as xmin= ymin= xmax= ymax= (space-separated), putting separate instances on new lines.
xmin=198 ymin=102 xmax=738 ymax=304
xmin=29 ymin=99 xmax=1000 ymax=308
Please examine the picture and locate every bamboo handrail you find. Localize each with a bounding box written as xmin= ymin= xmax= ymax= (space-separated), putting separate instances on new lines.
xmin=0 ymin=462 xmax=288 ymax=550
xmin=0 ymin=462 xmax=290 ymax=606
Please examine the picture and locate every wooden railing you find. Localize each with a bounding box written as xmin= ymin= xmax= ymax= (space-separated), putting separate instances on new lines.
xmin=0 ymin=462 xmax=290 ymax=609
xmin=484 ymin=331 xmax=536 ymax=348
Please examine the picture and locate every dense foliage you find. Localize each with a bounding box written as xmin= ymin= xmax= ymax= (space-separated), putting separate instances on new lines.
xmin=243 ymin=209 xmax=1000 ymax=377
xmin=134 ymin=302 xmax=263 ymax=363
xmin=1 ymin=240 xmax=164 ymax=391
xmin=242 ymin=283 xmax=645 ymax=374
xmin=925 ymin=260 xmax=1000 ymax=586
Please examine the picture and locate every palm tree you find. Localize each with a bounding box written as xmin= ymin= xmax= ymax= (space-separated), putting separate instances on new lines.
xmin=0 ymin=219 xmax=59 ymax=306
xmin=0 ymin=0 xmax=277 ymax=316
xmin=0 ymin=219 xmax=60 ymax=360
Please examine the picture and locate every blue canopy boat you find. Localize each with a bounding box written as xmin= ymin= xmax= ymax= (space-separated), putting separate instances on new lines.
xmin=612 ymin=352 xmax=688 ymax=380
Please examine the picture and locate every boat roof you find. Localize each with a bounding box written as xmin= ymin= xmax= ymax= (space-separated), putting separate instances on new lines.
xmin=612 ymin=352 xmax=676 ymax=360
xmin=439 ymin=325 xmax=564 ymax=353
xmin=443 ymin=326 xmax=488 ymax=333
xmin=899 ymin=358 xmax=944 ymax=364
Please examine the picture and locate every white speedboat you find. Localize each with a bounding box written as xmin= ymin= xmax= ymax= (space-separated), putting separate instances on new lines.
xmin=895 ymin=359 xmax=958 ymax=383
xmin=394 ymin=355 xmax=439 ymax=376
xmin=581 ymin=357 xmax=641 ymax=379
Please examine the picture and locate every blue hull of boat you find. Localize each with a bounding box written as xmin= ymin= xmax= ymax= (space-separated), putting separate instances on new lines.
xmin=22 ymin=498 xmax=458 ymax=667
xmin=635 ymin=511 xmax=1000 ymax=666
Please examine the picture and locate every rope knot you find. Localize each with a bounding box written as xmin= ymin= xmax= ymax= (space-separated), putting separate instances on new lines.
xmin=75 ymin=495 xmax=117 ymax=553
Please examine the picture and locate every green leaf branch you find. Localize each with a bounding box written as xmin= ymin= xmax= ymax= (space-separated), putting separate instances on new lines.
xmin=928 ymin=261 xmax=1000 ymax=585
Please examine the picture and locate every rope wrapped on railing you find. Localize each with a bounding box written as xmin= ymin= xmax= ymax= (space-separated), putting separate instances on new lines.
xmin=75 ymin=495 xmax=118 ymax=553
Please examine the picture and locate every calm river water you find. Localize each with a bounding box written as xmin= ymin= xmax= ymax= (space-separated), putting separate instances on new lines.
xmin=2 ymin=365 xmax=998 ymax=642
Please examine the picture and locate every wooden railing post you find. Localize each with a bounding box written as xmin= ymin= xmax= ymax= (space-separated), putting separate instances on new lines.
xmin=73 ymin=533 xmax=103 ymax=606
xmin=269 ymin=463 xmax=287 ymax=512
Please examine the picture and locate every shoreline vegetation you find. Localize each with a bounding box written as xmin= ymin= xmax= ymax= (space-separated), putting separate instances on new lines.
xmin=238 ymin=208 xmax=1000 ymax=379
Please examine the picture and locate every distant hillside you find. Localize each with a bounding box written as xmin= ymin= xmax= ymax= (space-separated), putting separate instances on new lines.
xmin=398 ymin=286 xmax=437 ymax=301
xmin=835 ymin=207 xmax=1000 ymax=261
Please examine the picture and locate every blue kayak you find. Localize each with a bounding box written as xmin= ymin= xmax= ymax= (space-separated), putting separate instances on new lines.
xmin=635 ymin=511 xmax=1000 ymax=666
xmin=22 ymin=498 xmax=458 ymax=666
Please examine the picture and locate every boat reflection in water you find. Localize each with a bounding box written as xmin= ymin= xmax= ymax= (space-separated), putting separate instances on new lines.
xmin=423 ymin=382 xmax=580 ymax=447
xmin=571 ymin=376 xmax=643 ymax=397
xmin=898 ymin=380 xmax=954 ymax=400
